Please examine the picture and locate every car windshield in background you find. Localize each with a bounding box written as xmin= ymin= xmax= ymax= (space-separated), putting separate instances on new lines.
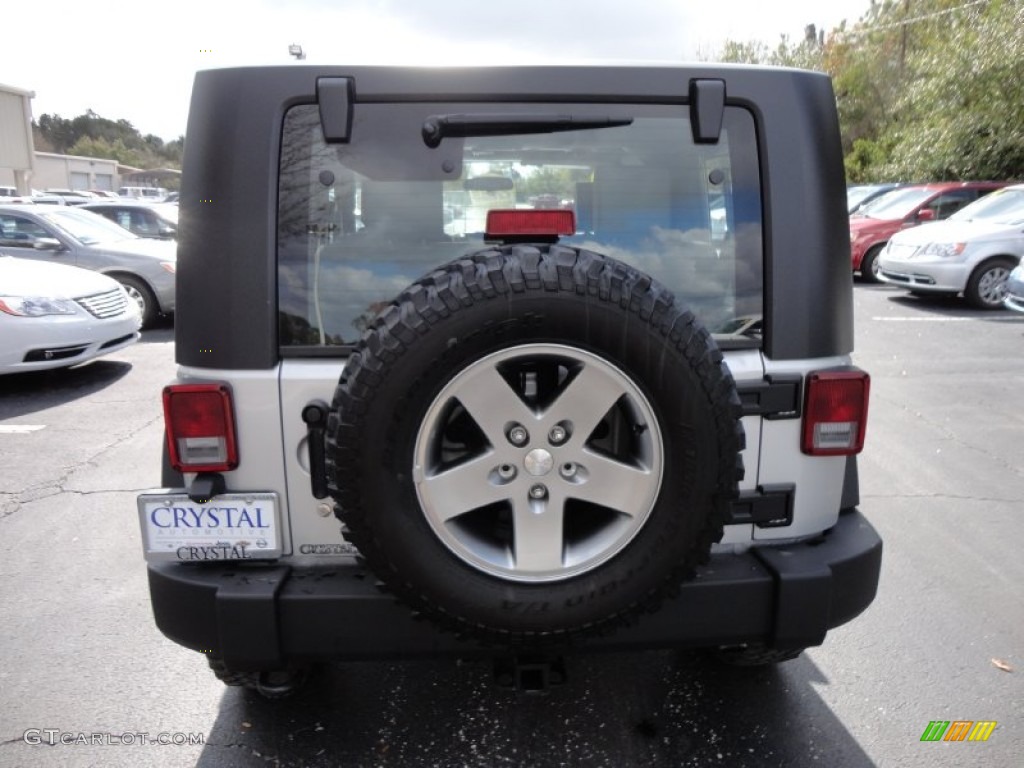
xmin=856 ymin=187 xmax=936 ymax=219
xmin=847 ymin=183 xmax=894 ymax=212
xmin=949 ymin=187 xmax=1024 ymax=224
xmin=39 ymin=207 xmax=137 ymax=245
xmin=277 ymin=103 xmax=763 ymax=347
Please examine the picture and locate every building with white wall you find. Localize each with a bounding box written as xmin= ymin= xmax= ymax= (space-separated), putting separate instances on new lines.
xmin=0 ymin=82 xmax=139 ymax=194
xmin=28 ymin=152 xmax=124 ymax=192
xmin=0 ymin=82 xmax=35 ymax=195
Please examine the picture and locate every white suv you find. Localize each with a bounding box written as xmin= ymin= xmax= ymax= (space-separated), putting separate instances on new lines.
xmin=137 ymin=64 xmax=880 ymax=695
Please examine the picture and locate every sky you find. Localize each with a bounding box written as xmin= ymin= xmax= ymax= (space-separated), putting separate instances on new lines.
xmin=1 ymin=0 xmax=872 ymax=143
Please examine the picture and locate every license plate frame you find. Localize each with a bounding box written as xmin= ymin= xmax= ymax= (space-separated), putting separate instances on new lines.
xmin=137 ymin=491 xmax=281 ymax=562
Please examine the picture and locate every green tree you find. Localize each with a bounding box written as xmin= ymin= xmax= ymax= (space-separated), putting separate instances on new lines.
xmin=881 ymin=0 xmax=1024 ymax=179
xmin=35 ymin=113 xmax=75 ymax=153
xmin=708 ymin=0 xmax=1024 ymax=181
xmin=516 ymin=166 xmax=591 ymax=204
xmin=33 ymin=110 xmax=183 ymax=170
xmin=67 ymin=136 xmax=145 ymax=168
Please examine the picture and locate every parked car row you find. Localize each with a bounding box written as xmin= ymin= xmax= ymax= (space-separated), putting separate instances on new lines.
xmin=847 ymin=180 xmax=1024 ymax=310
xmin=877 ymin=184 xmax=1024 ymax=309
xmin=0 ymin=204 xmax=175 ymax=326
xmin=0 ymin=197 xmax=177 ymax=374
xmin=849 ymin=181 xmax=1008 ymax=282
xmin=1 ymin=188 xmax=176 ymax=205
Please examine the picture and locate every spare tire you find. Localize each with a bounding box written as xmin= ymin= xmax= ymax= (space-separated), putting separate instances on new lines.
xmin=326 ymin=245 xmax=744 ymax=644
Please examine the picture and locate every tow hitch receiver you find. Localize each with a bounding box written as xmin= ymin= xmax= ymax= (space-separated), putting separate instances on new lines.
xmin=493 ymin=654 xmax=567 ymax=693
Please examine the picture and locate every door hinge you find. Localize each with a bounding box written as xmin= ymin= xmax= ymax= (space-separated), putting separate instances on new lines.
xmin=727 ymin=484 xmax=795 ymax=528
xmin=737 ymin=374 xmax=802 ymax=419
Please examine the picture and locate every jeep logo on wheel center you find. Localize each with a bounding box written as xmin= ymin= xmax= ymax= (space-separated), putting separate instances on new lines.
xmin=137 ymin=63 xmax=880 ymax=696
xmin=523 ymin=449 xmax=554 ymax=477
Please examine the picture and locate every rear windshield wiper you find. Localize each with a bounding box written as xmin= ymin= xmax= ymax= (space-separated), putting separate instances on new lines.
xmin=422 ymin=113 xmax=633 ymax=147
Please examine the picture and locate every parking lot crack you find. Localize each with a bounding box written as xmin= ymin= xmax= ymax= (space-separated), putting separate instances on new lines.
xmin=1 ymin=414 xmax=164 ymax=521
xmin=874 ymin=390 xmax=1024 ymax=479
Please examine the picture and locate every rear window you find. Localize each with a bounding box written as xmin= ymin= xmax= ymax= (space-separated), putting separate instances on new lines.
xmin=277 ymin=102 xmax=763 ymax=348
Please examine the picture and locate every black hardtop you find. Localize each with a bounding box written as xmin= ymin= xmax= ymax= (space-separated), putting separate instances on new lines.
xmin=176 ymin=64 xmax=851 ymax=369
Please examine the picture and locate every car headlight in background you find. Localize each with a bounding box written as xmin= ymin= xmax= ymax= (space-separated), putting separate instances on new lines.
xmin=918 ymin=242 xmax=966 ymax=258
xmin=0 ymin=296 xmax=78 ymax=317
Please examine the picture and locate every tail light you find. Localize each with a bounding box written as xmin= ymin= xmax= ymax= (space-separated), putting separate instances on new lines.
xmin=485 ymin=209 xmax=575 ymax=241
xmin=801 ymin=370 xmax=870 ymax=456
xmin=163 ymin=383 xmax=239 ymax=472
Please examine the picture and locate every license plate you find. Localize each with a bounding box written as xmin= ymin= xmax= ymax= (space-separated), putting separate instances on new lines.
xmin=137 ymin=492 xmax=281 ymax=562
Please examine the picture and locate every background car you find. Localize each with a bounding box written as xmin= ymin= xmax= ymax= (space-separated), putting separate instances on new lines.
xmin=118 ymin=186 xmax=169 ymax=202
xmin=81 ymin=201 xmax=178 ymax=240
xmin=1002 ymin=256 xmax=1024 ymax=312
xmin=846 ymin=182 xmax=905 ymax=214
xmin=0 ymin=204 xmax=175 ymax=326
xmin=42 ymin=189 xmax=99 ymax=205
xmin=0 ymin=255 xmax=141 ymax=374
xmin=27 ymin=193 xmax=68 ymax=205
xmin=877 ymin=184 xmax=1024 ymax=309
xmin=849 ymin=181 xmax=1007 ymax=282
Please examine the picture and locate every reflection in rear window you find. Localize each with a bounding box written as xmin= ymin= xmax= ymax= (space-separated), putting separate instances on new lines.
xmin=277 ymin=103 xmax=762 ymax=347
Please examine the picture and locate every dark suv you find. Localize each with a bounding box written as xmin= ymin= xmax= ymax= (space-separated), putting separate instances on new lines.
xmin=138 ymin=64 xmax=881 ymax=695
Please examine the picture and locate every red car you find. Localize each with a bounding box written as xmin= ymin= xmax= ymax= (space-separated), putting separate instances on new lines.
xmin=850 ymin=181 xmax=1007 ymax=282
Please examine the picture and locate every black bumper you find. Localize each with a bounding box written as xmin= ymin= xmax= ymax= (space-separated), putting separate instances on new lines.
xmin=147 ymin=510 xmax=881 ymax=669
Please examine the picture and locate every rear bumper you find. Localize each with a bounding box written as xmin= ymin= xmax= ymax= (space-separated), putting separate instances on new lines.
xmin=147 ymin=509 xmax=882 ymax=669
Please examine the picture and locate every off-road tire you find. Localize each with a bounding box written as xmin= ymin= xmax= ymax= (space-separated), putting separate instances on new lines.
xmin=325 ymin=245 xmax=744 ymax=645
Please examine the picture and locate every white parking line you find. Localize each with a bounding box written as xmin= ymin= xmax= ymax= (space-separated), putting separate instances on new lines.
xmin=871 ymin=316 xmax=1023 ymax=322
xmin=0 ymin=425 xmax=46 ymax=434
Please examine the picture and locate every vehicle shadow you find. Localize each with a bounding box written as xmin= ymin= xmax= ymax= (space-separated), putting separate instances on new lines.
xmin=141 ymin=315 xmax=175 ymax=342
xmin=196 ymin=650 xmax=877 ymax=768
xmin=0 ymin=360 xmax=133 ymax=419
xmin=885 ymin=292 xmax=1022 ymax=321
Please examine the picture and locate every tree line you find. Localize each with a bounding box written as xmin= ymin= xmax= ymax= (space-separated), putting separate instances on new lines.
xmin=711 ymin=0 xmax=1023 ymax=182
xmin=33 ymin=110 xmax=183 ymax=170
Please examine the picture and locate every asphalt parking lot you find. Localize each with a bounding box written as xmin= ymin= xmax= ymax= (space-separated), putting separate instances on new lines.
xmin=0 ymin=283 xmax=1021 ymax=767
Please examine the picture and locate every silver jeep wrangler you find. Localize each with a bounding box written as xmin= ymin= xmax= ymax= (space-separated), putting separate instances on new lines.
xmin=138 ymin=64 xmax=880 ymax=695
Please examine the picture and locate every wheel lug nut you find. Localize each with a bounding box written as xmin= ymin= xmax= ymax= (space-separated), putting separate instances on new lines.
xmin=548 ymin=425 xmax=567 ymax=445
xmin=528 ymin=484 xmax=547 ymax=500
xmin=497 ymin=464 xmax=516 ymax=480
xmin=559 ymin=462 xmax=576 ymax=479
xmin=508 ymin=425 xmax=529 ymax=446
